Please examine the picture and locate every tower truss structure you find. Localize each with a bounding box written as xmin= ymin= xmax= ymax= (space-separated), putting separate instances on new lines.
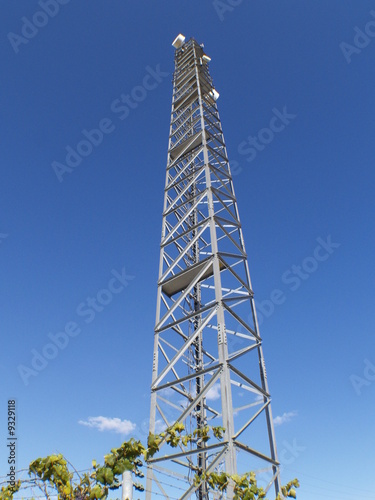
xmin=146 ymin=35 xmax=280 ymax=500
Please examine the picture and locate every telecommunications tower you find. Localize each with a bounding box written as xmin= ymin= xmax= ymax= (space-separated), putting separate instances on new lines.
xmin=146 ymin=35 xmax=280 ymax=500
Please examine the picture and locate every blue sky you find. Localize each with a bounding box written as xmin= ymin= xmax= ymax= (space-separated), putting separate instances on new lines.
xmin=1 ymin=1 xmax=375 ymax=498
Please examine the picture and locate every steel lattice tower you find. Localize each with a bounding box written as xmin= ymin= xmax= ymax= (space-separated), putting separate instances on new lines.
xmin=146 ymin=35 xmax=280 ymax=500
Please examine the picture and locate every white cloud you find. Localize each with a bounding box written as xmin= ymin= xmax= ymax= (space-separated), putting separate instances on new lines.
xmin=273 ymin=411 xmax=298 ymax=427
xmin=154 ymin=419 xmax=167 ymax=434
xmin=158 ymin=387 xmax=174 ymax=398
xmin=178 ymin=398 xmax=189 ymax=409
xmin=79 ymin=416 xmax=136 ymax=435
xmin=206 ymin=383 xmax=221 ymax=401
